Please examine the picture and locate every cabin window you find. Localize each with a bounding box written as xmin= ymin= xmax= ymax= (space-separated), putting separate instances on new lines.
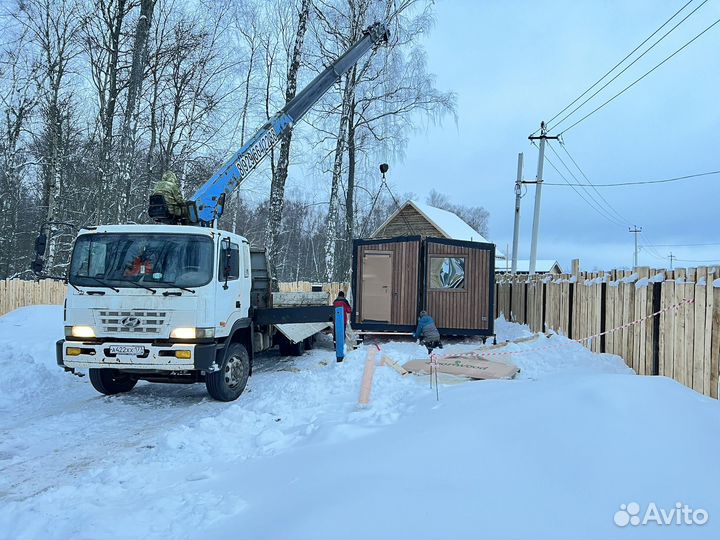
xmin=219 ymin=243 xmax=240 ymax=281
xmin=429 ymin=256 xmax=465 ymax=289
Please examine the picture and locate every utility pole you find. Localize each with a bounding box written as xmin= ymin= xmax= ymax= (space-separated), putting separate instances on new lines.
xmin=527 ymin=122 xmax=559 ymax=274
xmin=511 ymin=152 xmax=523 ymax=274
xmin=628 ymin=225 xmax=642 ymax=268
xmin=669 ymin=252 xmax=674 ymax=270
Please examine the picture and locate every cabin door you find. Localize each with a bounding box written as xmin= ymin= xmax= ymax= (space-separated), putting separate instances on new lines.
xmin=361 ymin=251 xmax=392 ymax=322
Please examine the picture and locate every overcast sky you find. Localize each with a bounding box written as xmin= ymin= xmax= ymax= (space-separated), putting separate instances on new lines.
xmin=395 ymin=0 xmax=720 ymax=271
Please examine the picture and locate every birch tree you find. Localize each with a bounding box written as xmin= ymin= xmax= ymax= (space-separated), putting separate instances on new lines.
xmin=15 ymin=0 xmax=83 ymax=272
xmin=0 ymin=36 xmax=38 ymax=277
xmin=117 ymin=0 xmax=157 ymax=222
xmin=265 ymin=0 xmax=312 ymax=270
xmin=83 ymin=0 xmax=131 ymax=223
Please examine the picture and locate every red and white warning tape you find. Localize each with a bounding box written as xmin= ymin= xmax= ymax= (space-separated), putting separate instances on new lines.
xmin=437 ymin=297 xmax=696 ymax=359
xmin=575 ymin=297 xmax=694 ymax=344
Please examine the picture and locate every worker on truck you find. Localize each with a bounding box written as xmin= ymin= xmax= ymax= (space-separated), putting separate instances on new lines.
xmin=414 ymin=310 xmax=443 ymax=354
xmin=333 ymin=291 xmax=357 ymax=350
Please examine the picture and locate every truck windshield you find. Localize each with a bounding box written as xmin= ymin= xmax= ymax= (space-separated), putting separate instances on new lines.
xmin=69 ymin=233 xmax=214 ymax=289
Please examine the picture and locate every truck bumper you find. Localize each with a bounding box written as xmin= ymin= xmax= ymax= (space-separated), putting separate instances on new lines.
xmin=57 ymin=339 xmax=219 ymax=372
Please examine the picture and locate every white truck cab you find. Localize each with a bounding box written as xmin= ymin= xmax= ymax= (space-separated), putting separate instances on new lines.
xmin=57 ymin=224 xmax=332 ymax=401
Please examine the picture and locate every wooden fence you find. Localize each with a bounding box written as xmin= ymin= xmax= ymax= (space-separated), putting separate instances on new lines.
xmin=277 ymin=281 xmax=350 ymax=302
xmin=4 ymin=269 xmax=719 ymax=398
xmin=0 ymin=279 xmax=351 ymax=316
xmin=495 ymin=267 xmax=720 ymax=398
xmin=1 ymin=279 xmax=67 ymax=316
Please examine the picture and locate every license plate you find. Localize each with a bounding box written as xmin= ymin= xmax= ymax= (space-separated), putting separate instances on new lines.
xmin=109 ymin=345 xmax=145 ymax=355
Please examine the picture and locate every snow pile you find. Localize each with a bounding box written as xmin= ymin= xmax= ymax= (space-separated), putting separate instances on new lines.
xmin=714 ymin=278 xmax=720 ymax=288
xmin=0 ymin=306 xmax=718 ymax=539
xmin=584 ymin=275 xmax=608 ymax=286
xmin=651 ymin=272 xmax=666 ymax=283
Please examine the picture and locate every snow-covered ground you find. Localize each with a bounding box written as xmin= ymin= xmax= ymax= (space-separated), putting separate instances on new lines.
xmin=1 ymin=306 xmax=719 ymax=539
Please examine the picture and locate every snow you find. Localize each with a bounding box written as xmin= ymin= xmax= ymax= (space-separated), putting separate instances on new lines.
xmin=1 ymin=306 xmax=719 ymax=539
xmin=651 ymin=272 xmax=666 ymax=283
xmin=714 ymin=278 xmax=720 ymax=288
xmin=409 ymin=200 xmax=494 ymax=246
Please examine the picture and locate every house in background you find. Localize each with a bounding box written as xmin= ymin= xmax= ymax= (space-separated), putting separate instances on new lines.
xmin=371 ymin=199 xmax=561 ymax=276
xmin=494 ymin=258 xmax=563 ymax=275
xmin=372 ymin=200 xmax=503 ymax=253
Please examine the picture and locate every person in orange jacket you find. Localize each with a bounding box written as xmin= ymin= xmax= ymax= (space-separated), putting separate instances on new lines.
xmin=333 ymin=291 xmax=357 ymax=349
xmin=124 ymin=247 xmax=154 ymax=277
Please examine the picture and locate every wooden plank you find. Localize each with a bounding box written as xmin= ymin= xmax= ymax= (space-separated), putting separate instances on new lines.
xmin=703 ymin=282 xmax=714 ymax=396
xmin=658 ymin=283 xmax=667 ymax=376
xmin=711 ymin=287 xmax=720 ymax=399
xmin=674 ymin=282 xmax=686 ymax=386
xmin=665 ymin=281 xmax=676 ymax=379
xmin=684 ymin=283 xmax=695 ymax=387
xmin=606 ymin=284 xmax=615 ymax=355
xmin=691 ymin=285 xmax=705 ymax=393
xmin=627 ymin=284 xmax=636 ymax=370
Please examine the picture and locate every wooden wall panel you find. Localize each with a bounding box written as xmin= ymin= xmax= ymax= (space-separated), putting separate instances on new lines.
xmin=425 ymin=242 xmax=492 ymax=331
xmin=357 ymin=239 xmax=420 ymax=326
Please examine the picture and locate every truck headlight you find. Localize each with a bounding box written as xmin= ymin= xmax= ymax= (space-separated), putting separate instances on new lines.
xmin=170 ymin=327 xmax=214 ymax=340
xmin=66 ymin=325 xmax=96 ymax=338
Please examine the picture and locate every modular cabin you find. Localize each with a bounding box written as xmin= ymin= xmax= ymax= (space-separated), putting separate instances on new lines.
xmin=351 ymin=201 xmax=496 ymax=338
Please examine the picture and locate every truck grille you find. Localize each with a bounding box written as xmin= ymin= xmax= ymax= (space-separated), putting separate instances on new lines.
xmin=98 ymin=310 xmax=168 ymax=335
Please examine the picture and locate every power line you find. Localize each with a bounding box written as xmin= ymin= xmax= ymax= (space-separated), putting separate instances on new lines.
xmin=548 ymin=0 xmax=708 ymax=132
xmin=532 ymin=0 xmax=695 ymax=137
xmin=557 ymin=139 xmax=631 ymax=225
xmin=544 ymin=142 xmax=628 ymax=227
xmin=542 ymin=169 xmax=720 ymax=187
xmin=673 ymin=257 xmax=720 ymax=263
xmin=639 ymin=232 xmax=668 ymax=260
xmin=559 ymin=15 xmax=720 ymax=135
xmin=649 ymin=241 xmax=720 ymax=247
xmin=541 ymin=148 xmax=627 ymax=228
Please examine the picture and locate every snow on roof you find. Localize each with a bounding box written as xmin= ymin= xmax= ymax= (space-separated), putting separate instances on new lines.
xmin=494 ymin=259 xmax=562 ymax=273
xmin=373 ymin=200 xmax=504 ymax=254
xmin=409 ymin=201 xmax=490 ymax=243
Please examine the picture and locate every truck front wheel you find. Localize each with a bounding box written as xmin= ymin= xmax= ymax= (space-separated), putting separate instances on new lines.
xmin=89 ymin=369 xmax=138 ymax=395
xmin=206 ymin=343 xmax=250 ymax=401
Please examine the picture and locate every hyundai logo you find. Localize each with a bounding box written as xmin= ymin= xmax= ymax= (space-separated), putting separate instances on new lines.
xmin=121 ymin=316 xmax=141 ymax=328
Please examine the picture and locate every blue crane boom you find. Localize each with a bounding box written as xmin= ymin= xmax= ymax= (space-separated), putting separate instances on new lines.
xmin=185 ymin=21 xmax=389 ymax=225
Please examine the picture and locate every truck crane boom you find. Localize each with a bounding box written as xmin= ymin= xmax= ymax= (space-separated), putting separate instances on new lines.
xmin=158 ymin=21 xmax=388 ymax=226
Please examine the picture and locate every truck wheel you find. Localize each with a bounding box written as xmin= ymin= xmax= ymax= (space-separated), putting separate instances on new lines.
xmin=206 ymin=343 xmax=249 ymax=402
xmin=89 ymin=369 xmax=137 ymax=395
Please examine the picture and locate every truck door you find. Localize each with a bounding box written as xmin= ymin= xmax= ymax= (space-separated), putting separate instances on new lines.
xmin=217 ymin=237 xmax=244 ymax=329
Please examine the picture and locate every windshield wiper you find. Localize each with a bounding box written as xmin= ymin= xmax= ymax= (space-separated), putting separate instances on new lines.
xmin=152 ymin=280 xmax=195 ymax=294
xmin=115 ymin=277 xmax=157 ymax=294
xmin=76 ymin=275 xmax=120 ymax=292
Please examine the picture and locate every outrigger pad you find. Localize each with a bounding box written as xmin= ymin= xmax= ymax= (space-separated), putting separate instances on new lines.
xmin=403 ymin=356 xmax=519 ymax=380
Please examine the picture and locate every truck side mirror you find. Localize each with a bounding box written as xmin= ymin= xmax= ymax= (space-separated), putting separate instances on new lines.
xmin=221 ymin=237 xmax=231 ymax=290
